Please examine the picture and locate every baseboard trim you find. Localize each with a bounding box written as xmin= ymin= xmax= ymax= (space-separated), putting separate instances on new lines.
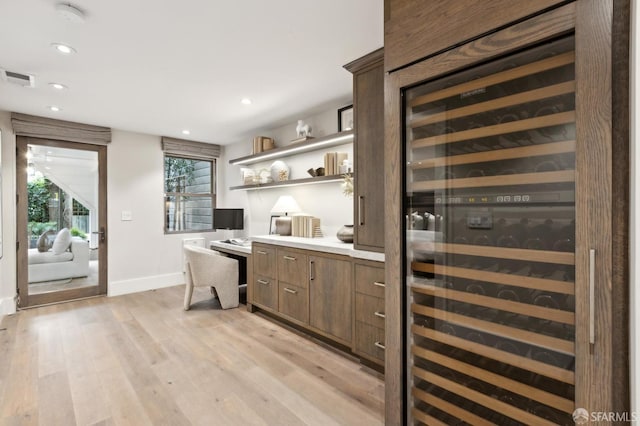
xmin=108 ymin=272 xmax=184 ymax=297
xmin=0 ymin=296 xmax=17 ymax=316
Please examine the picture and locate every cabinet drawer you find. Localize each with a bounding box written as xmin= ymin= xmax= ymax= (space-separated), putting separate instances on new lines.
xmin=278 ymin=282 xmax=309 ymax=324
xmin=252 ymin=275 xmax=277 ymax=310
xmin=354 ymin=263 xmax=385 ymax=298
xmin=354 ymin=321 xmax=385 ymax=362
xmin=253 ymin=244 xmax=276 ymax=279
xmin=355 ymin=293 xmax=385 ymax=329
xmin=277 ymin=249 xmax=308 ymax=288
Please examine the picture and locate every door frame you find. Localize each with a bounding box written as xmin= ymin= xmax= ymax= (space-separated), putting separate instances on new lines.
xmin=16 ymin=136 xmax=108 ymax=307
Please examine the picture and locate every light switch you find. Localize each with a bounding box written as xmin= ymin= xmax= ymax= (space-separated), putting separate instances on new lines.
xmin=121 ymin=210 xmax=133 ymax=221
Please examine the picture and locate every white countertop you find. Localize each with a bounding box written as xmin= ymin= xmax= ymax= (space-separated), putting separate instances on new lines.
xmin=250 ymin=235 xmax=385 ymax=262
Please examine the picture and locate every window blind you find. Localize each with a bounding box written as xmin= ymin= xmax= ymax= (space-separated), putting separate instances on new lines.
xmin=161 ymin=136 xmax=220 ymax=159
xmin=11 ymin=112 xmax=111 ymax=145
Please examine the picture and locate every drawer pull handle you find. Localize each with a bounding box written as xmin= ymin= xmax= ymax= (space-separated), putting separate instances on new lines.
xmin=257 ymin=279 xmax=269 ymax=285
xmin=374 ymin=311 xmax=386 ymax=319
xmin=373 ymin=281 xmax=385 ymax=288
xmin=374 ymin=341 xmax=386 ymax=350
xmin=284 ymin=287 xmax=297 ymax=295
xmin=283 ymin=255 xmax=297 ymax=261
xmin=257 ymin=250 xmax=268 ymax=255
xmin=589 ymin=248 xmax=596 ymax=345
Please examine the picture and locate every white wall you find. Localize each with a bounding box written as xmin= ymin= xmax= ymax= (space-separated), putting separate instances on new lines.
xmin=219 ymin=99 xmax=354 ymax=238
xmin=107 ymin=129 xmax=223 ymax=295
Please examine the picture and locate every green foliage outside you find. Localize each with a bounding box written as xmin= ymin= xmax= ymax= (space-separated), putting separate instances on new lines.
xmin=27 ymin=177 xmax=51 ymax=223
xmin=164 ymin=156 xmax=195 ymax=192
xmin=27 ymin=221 xmax=57 ymax=237
xmin=70 ymin=227 xmax=87 ymax=239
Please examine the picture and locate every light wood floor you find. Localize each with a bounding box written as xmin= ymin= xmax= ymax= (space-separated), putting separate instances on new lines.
xmin=0 ymin=285 xmax=384 ymax=425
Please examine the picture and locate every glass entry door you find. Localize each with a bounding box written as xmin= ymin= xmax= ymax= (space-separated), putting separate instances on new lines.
xmin=404 ymin=36 xmax=576 ymax=424
xmin=17 ymin=137 xmax=107 ymax=307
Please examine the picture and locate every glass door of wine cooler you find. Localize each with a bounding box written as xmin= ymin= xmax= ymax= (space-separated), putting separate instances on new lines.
xmin=405 ymin=36 xmax=577 ymax=425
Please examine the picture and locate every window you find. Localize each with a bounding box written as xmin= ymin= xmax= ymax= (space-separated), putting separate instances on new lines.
xmin=164 ymin=155 xmax=216 ymax=233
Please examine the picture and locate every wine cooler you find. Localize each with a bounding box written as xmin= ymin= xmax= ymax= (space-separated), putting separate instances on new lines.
xmin=404 ymin=36 xmax=578 ymax=425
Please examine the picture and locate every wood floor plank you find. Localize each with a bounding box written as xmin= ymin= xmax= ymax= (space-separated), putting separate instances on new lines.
xmin=0 ymin=285 xmax=384 ymax=425
xmin=0 ymin=313 xmax=39 ymax=422
xmin=38 ymin=371 xmax=77 ymax=426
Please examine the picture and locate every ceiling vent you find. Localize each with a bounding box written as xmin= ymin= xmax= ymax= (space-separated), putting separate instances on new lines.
xmin=1 ymin=69 xmax=35 ymax=87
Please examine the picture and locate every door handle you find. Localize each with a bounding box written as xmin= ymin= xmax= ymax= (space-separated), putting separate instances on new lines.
xmin=374 ymin=311 xmax=386 ymax=319
xmin=91 ymin=227 xmax=106 ymax=243
xmin=358 ymin=196 xmax=365 ymax=226
xmin=309 ymin=260 xmax=315 ymax=281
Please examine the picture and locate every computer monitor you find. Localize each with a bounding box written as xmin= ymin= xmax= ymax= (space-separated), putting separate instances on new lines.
xmin=213 ymin=208 xmax=244 ymax=230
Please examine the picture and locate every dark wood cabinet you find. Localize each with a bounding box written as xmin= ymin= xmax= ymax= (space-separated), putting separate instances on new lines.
xmin=276 ymin=248 xmax=308 ymax=288
xmin=278 ymin=282 xmax=308 ymax=324
xmin=384 ymin=0 xmax=565 ymax=72
xmin=252 ymin=243 xmax=276 ymax=279
xmin=353 ymin=261 xmax=386 ymax=365
xmin=252 ymin=275 xmax=277 ymax=311
xmin=250 ymin=243 xmax=357 ymax=348
xmin=308 ymin=253 xmax=353 ymax=344
xmin=251 ymin=243 xmax=278 ymax=311
xmin=345 ymin=48 xmax=385 ymax=252
xmin=384 ymin=1 xmax=629 ymax=424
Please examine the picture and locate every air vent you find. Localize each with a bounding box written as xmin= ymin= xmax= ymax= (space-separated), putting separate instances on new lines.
xmin=1 ymin=69 xmax=35 ymax=87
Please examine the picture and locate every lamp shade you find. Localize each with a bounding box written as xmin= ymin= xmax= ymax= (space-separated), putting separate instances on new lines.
xmin=271 ymin=195 xmax=301 ymax=215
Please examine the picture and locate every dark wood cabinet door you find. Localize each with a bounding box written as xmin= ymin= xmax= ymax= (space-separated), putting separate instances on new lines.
xmin=345 ymin=48 xmax=385 ymax=252
xmin=384 ymin=2 xmax=629 ymax=424
xmin=278 ymin=282 xmax=309 ymax=324
xmin=308 ymin=254 xmax=353 ymax=343
xmin=276 ymin=248 xmax=308 ymax=288
xmin=384 ymin=0 xmax=565 ymax=72
xmin=252 ymin=275 xmax=277 ymax=311
xmin=252 ymin=243 xmax=276 ymax=278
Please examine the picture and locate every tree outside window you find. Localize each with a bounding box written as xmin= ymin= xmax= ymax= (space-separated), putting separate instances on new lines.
xmin=164 ymin=156 xmax=215 ymax=233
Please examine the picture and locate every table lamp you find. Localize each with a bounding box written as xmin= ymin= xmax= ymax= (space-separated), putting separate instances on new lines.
xmin=271 ymin=195 xmax=301 ymax=235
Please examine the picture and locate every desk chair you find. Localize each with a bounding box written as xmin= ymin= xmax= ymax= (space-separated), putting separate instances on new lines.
xmin=183 ymin=245 xmax=239 ymax=310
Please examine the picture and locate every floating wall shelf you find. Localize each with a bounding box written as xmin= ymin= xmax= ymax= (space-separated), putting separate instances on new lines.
xmin=228 ymin=130 xmax=354 ymax=166
xmin=230 ymin=173 xmax=351 ymax=191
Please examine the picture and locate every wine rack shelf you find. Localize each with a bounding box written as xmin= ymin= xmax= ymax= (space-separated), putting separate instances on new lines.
xmin=404 ymin=36 xmax=577 ymax=425
xmin=411 ymin=262 xmax=574 ymax=294
xmin=409 ymin=140 xmax=576 ymax=170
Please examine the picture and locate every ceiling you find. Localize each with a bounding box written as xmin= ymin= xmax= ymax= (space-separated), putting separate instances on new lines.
xmin=0 ymin=0 xmax=383 ymax=144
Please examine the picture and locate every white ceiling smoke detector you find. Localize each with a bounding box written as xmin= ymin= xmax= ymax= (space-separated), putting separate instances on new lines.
xmin=55 ymin=3 xmax=86 ymax=24
xmin=0 ymin=69 xmax=35 ymax=87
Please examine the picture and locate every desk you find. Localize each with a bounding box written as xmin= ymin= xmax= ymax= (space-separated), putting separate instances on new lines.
xmin=210 ymin=240 xmax=252 ymax=309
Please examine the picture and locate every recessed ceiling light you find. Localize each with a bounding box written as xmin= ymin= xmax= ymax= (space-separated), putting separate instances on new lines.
xmin=48 ymin=105 xmax=61 ymax=112
xmin=49 ymin=82 xmax=67 ymax=90
xmin=55 ymin=3 xmax=86 ymax=24
xmin=182 ymin=130 xmax=191 ymax=135
xmin=51 ymin=43 xmax=76 ymax=55
xmin=241 ymin=98 xmax=252 ymax=105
